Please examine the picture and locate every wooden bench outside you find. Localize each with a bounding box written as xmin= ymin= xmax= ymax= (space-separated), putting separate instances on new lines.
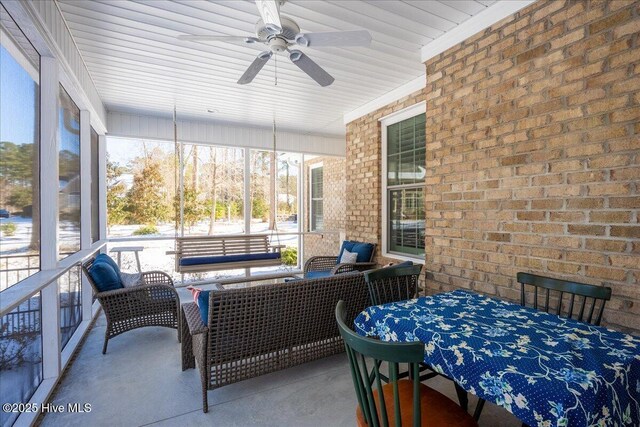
xmin=172 ymin=234 xmax=284 ymax=273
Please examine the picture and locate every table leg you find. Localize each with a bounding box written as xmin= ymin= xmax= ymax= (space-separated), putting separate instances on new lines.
xmin=454 ymin=383 xmax=468 ymax=412
xmin=117 ymin=252 xmax=122 ymax=268
xmin=134 ymin=251 xmax=142 ymax=272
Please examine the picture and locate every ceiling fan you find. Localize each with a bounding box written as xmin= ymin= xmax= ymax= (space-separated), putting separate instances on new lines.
xmin=177 ymin=0 xmax=372 ymax=87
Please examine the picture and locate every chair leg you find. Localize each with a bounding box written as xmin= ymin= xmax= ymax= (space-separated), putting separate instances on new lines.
xmin=474 ymin=398 xmax=486 ymax=421
xmin=202 ymin=384 xmax=209 ymax=413
xmin=101 ymin=323 xmax=111 ymax=354
xmin=454 ymin=383 xmax=468 ymax=411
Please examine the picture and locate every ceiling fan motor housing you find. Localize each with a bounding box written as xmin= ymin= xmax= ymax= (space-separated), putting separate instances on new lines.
xmin=255 ymin=16 xmax=300 ymax=41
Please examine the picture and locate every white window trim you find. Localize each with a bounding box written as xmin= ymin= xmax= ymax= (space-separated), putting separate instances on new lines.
xmin=309 ymin=162 xmax=323 ymax=232
xmin=380 ymin=101 xmax=426 ymax=261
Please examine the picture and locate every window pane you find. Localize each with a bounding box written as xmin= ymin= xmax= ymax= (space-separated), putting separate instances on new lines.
xmin=0 ymin=4 xmax=40 ymax=291
xmin=388 ymin=188 xmax=425 ymax=256
xmin=389 ymin=113 xmax=426 ymax=186
xmin=0 ymin=293 xmax=43 ymax=427
xmin=250 ymin=150 xmax=273 ymax=232
xmin=58 ymin=86 xmax=81 ymax=258
xmin=311 ymin=200 xmax=324 ymax=231
xmin=59 ymin=266 xmax=82 ymax=349
xmin=90 ymin=128 xmax=100 ymax=243
xmin=106 ymin=138 xmax=176 ymax=238
xmin=310 ymin=166 xmax=323 ymax=231
xmin=182 ymin=144 xmax=244 ymax=236
xmin=387 ymin=122 xmax=400 ymax=155
xmin=276 ymin=153 xmax=300 ymax=268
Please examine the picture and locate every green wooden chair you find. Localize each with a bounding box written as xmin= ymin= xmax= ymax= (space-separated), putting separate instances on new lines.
xmin=474 ymin=272 xmax=613 ymax=422
xmin=335 ymin=300 xmax=477 ymax=427
xmin=364 ymin=264 xmax=422 ymax=306
xmin=517 ymin=272 xmax=612 ymax=325
xmin=364 ymin=264 xmax=470 ymax=412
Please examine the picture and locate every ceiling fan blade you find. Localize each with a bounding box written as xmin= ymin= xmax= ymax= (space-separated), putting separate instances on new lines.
xmin=289 ymin=50 xmax=334 ymax=87
xmin=238 ymin=51 xmax=272 ymax=85
xmin=178 ymin=35 xmax=261 ymax=44
xmin=255 ymin=0 xmax=282 ymax=35
xmin=295 ymin=30 xmax=372 ymax=48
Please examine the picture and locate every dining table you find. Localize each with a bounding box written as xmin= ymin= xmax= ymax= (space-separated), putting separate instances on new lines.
xmin=354 ymin=289 xmax=640 ymax=427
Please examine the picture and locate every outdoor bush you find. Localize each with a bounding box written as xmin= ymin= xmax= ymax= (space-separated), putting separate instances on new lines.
xmin=0 ymin=222 xmax=17 ymax=237
xmin=281 ymin=247 xmax=297 ymax=266
xmin=133 ymin=224 xmax=159 ymax=235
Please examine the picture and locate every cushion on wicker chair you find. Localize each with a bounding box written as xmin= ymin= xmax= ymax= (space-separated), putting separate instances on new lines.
xmin=339 ymin=249 xmax=358 ymax=264
xmin=95 ymin=253 xmax=122 ymax=276
xmin=88 ymin=261 xmax=123 ymax=292
xmin=336 ymin=241 xmax=375 ymax=264
xmin=304 ymin=270 xmax=332 ymax=279
xmin=197 ymin=291 xmax=210 ymax=324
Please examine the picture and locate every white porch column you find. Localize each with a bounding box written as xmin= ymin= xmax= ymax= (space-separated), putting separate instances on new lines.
xmin=40 ymin=56 xmax=61 ymax=379
xmin=79 ymin=110 xmax=93 ymax=321
xmin=297 ymin=154 xmax=304 ymax=267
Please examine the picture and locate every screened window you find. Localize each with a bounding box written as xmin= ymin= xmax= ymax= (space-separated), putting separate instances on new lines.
xmin=0 ymin=4 xmax=41 ymax=291
xmin=385 ymin=113 xmax=425 ymax=257
xmin=58 ymin=85 xmax=81 ymax=258
xmin=310 ymin=165 xmax=323 ymax=231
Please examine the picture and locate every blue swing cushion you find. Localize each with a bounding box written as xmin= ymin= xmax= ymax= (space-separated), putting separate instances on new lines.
xmin=179 ymin=252 xmax=281 ymax=267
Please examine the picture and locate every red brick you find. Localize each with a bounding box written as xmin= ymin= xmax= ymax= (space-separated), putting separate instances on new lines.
xmin=589 ymin=8 xmax=633 ymax=34
xmin=585 ymin=239 xmax=627 ymax=252
xmin=590 ymin=211 xmax=631 ymax=223
xmin=568 ymin=224 xmax=606 ymax=236
xmin=611 ymin=226 xmax=640 ymax=238
xmin=567 ymin=198 xmax=604 ymax=209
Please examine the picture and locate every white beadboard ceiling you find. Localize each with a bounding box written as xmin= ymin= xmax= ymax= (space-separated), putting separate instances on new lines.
xmin=57 ymin=0 xmax=496 ymax=137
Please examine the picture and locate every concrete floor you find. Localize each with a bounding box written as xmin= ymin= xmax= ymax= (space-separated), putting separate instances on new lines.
xmin=42 ymin=300 xmax=522 ymax=427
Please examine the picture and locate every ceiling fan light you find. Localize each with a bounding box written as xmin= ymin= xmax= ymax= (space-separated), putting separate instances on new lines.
xmin=289 ymin=50 xmax=302 ymax=62
xmin=295 ymin=34 xmax=309 ymax=47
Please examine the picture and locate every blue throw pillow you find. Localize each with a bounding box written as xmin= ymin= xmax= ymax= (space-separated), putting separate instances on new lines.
xmin=89 ymin=262 xmax=123 ymax=292
xmin=95 ymin=253 xmax=122 ymax=277
xmin=197 ymin=291 xmax=210 ymax=324
xmin=337 ymin=241 xmax=374 ymax=264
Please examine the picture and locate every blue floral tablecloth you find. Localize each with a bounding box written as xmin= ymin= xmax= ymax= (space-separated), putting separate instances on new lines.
xmin=354 ymin=289 xmax=640 ymax=427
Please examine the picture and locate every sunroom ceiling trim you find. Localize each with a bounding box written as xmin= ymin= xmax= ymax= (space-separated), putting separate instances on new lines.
xmin=107 ymin=111 xmax=346 ymax=156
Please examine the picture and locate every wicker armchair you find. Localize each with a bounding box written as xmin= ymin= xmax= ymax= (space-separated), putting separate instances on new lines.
xmin=303 ymin=242 xmax=377 ymax=278
xmin=82 ymin=257 xmax=180 ymax=354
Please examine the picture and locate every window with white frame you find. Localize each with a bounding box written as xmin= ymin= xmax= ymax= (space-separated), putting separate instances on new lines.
xmin=310 ymin=164 xmax=323 ymax=231
xmin=382 ymin=103 xmax=426 ymax=258
xmin=0 ymin=5 xmax=41 ymax=291
xmin=58 ymin=85 xmax=81 ymax=258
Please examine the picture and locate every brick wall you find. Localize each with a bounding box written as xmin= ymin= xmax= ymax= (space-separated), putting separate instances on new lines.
xmin=424 ymin=0 xmax=639 ymax=333
xmin=345 ymin=0 xmax=639 ymax=333
xmin=302 ymin=156 xmax=346 ymax=263
xmin=345 ymin=89 xmax=426 ymax=266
